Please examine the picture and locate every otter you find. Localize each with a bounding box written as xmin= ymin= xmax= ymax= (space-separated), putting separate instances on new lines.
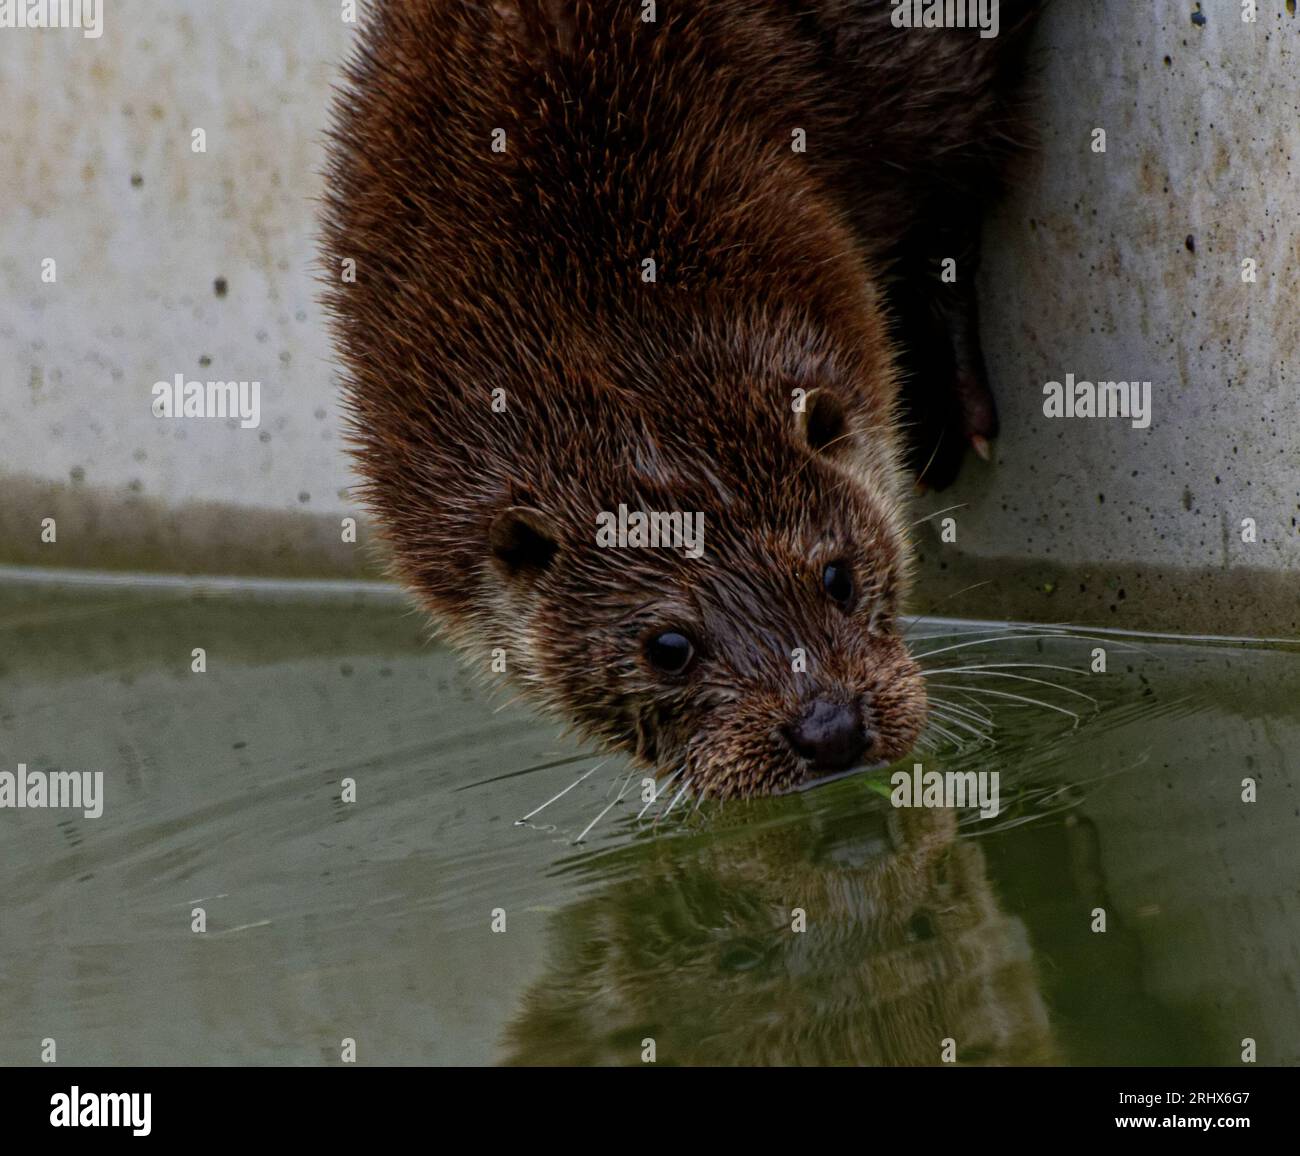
xmin=321 ymin=1 xmax=1043 ymax=801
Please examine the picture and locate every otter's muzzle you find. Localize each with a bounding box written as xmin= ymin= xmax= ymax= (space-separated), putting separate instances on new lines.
xmin=783 ymin=698 xmax=872 ymax=774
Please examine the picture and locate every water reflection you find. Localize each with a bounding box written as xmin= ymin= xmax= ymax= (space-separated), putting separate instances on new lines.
xmin=506 ymin=800 xmax=1058 ymax=1065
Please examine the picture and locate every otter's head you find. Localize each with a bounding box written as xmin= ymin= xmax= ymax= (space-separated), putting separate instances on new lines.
xmin=483 ymin=374 xmax=927 ymax=801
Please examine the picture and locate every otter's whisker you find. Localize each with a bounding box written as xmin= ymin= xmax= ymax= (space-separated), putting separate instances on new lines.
xmin=930 ymin=708 xmax=992 ymax=745
xmin=899 ymin=584 xmax=999 ymax=639
xmin=927 ymin=695 xmax=996 ymax=729
xmin=659 ymin=781 xmax=691 ymax=823
xmin=573 ymin=801 xmax=618 ymax=844
xmin=927 ymin=708 xmax=993 ymax=746
xmin=904 ymin=617 xmax=1045 ymax=642
xmin=923 ymin=667 xmax=1098 ymax=705
xmin=516 ymin=761 xmax=605 ymax=824
xmin=908 ymin=625 xmax=1058 ymax=650
xmin=636 ymin=767 xmax=683 ymax=821
xmin=911 ymin=630 xmax=1150 ymax=662
xmin=924 ymin=718 xmax=970 ymax=749
xmin=573 ymin=771 xmax=637 ymax=844
xmin=690 ymin=782 xmax=711 ymax=815
xmin=914 ymin=426 xmax=948 ymax=489
xmin=929 ymin=683 xmax=1082 ymax=726
xmin=909 ymin=503 xmax=969 ymax=528
xmin=930 ymin=708 xmax=994 ymax=738
xmin=911 ymin=632 xmax=1062 ymax=661
xmin=605 ymin=767 xmax=637 ymax=800
xmin=951 ymin=691 xmax=996 ymax=722
xmin=923 ymin=660 xmax=1090 ymax=679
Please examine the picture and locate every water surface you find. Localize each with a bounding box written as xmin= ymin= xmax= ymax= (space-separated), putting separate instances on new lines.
xmin=1 ymin=576 xmax=1296 ymax=1065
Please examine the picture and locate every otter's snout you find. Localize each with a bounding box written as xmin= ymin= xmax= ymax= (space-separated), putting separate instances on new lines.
xmin=784 ymin=699 xmax=871 ymax=773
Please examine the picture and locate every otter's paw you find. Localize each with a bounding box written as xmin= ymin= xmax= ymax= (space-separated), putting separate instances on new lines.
xmin=895 ymin=277 xmax=999 ymax=492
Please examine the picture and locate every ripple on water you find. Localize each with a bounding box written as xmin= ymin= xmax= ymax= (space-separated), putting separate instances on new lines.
xmin=1 ymin=583 xmax=1297 ymax=1065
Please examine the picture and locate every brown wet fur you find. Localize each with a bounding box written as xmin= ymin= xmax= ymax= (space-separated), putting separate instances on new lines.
xmin=320 ymin=1 xmax=1043 ymax=800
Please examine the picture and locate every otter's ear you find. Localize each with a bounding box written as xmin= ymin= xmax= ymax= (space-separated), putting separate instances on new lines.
xmin=795 ymin=388 xmax=851 ymax=455
xmin=489 ymin=506 xmax=560 ymax=578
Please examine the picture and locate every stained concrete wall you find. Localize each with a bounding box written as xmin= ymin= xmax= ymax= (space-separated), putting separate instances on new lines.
xmin=1 ymin=1 xmax=1297 ymax=631
xmin=913 ymin=0 xmax=1300 ymax=637
xmin=0 ymin=0 xmax=364 ymax=578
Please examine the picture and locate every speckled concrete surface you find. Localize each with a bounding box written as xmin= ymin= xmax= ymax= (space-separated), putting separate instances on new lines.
xmin=1 ymin=1 xmax=1296 ymax=627
xmin=0 ymin=1 xmax=372 ymax=576
xmin=913 ymin=0 xmax=1300 ymax=632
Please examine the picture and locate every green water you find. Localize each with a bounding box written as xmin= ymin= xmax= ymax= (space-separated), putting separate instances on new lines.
xmin=0 ymin=576 xmax=1297 ymax=1066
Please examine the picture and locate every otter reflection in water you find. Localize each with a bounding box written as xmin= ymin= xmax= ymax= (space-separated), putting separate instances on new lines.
xmin=504 ymin=801 xmax=1056 ymax=1065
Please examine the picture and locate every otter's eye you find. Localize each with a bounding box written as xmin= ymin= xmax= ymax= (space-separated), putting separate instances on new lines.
xmin=822 ymin=561 xmax=854 ymax=608
xmin=644 ymin=631 xmax=696 ymax=675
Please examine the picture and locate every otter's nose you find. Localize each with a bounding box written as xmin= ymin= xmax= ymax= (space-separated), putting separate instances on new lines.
xmin=784 ymin=699 xmax=868 ymax=772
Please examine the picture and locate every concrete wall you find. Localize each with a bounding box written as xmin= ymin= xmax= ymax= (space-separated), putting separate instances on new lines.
xmin=0 ymin=0 xmax=365 ymax=578
xmin=1 ymin=1 xmax=1297 ymax=631
xmin=913 ymin=0 xmax=1300 ymax=637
